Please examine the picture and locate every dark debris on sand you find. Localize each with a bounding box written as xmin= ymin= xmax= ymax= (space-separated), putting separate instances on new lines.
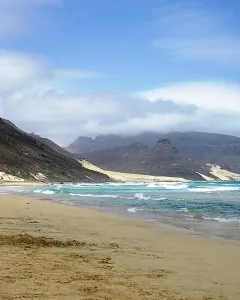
xmin=0 ymin=234 xmax=87 ymax=248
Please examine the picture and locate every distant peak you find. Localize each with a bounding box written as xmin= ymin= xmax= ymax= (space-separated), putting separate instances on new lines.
xmin=228 ymin=140 xmax=240 ymax=146
xmin=129 ymin=142 xmax=147 ymax=149
xmin=77 ymin=136 xmax=94 ymax=141
xmin=157 ymin=138 xmax=172 ymax=145
xmin=154 ymin=138 xmax=179 ymax=155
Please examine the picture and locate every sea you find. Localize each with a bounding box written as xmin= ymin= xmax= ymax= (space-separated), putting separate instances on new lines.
xmin=1 ymin=181 xmax=240 ymax=241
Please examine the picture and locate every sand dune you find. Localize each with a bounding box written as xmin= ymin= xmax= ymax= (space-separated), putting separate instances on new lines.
xmin=209 ymin=164 xmax=240 ymax=181
xmin=81 ymin=159 xmax=240 ymax=182
xmin=80 ymin=159 xmax=188 ymax=182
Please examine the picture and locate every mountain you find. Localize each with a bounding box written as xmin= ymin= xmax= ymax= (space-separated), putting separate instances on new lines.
xmin=82 ymin=139 xmax=218 ymax=180
xmin=66 ymin=132 xmax=240 ymax=156
xmin=211 ymin=140 xmax=240 ymax=173
xmin=66 ymin=134 xmax=139 ymax=154
xmin=0 ymin=118 xmax=109 ymax=182
xmin=67 ymin=132 xmax=240 ymax=173
xmin=30 ymin=133 xmax=77 ymax=159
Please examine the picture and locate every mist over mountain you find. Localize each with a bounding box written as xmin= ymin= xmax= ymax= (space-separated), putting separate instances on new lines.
xmin=1 ymin=116 xmax=239 ymax=183
xmin=67 ymin=131 xmax=240 ymax=173
xmin=81 ymin=138 xmax=218 ymax=180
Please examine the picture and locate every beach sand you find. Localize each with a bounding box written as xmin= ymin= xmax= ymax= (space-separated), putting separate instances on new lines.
xmin=0 ymin=195 xmax=239 ymax=300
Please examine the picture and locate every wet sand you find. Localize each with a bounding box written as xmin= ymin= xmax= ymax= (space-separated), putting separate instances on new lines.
xmin=0 ymin=195 xmax=239 ymax=300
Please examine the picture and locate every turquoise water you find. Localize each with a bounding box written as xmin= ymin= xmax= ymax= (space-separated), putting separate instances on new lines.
xmin=1 ymin=181 xmax=240 ymax=240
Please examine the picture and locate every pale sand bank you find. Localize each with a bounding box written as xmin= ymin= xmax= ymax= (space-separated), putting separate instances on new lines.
xmin=0 ymin=181 xmax=43 ymax=186
xmin=81 ymin=159 xmax=240 ymax=182
xmin=80 ymin=160 xmax=188 ymax=182
xmin=0 ymin=195 xmax=239 ymax=300
xmin=209 ymin=164 xmax=240 ymax=181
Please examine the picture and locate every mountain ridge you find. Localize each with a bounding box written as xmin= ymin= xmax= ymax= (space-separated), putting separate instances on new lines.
xmin=67 ymin=132 xmax=240 ymax=173
xmin=66 ymin=131 xmax=240 ymax=154
xmin=0 ymin=118 xmax=110 ymax=183
xmin=82 ymin=139 xmax=219 ymax=180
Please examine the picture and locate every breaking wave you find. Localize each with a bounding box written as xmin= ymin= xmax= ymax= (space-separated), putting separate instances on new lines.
xmin=33 ymin=190 xmax=55 ymax=195
xmin=188 ymin=186 xmax=240 ymax=192
xmin=69 ymin=193 xmax=119 ymax=198
xmin=134 ymin=193 xmax=150 ymax=200
xmin=127 ymin=207 xmax=144 ymax=213
xmin=147 ymin=183 xmax=189 ymax=190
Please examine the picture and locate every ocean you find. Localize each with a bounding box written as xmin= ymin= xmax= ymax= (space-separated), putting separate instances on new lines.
xmin=1 ymin=181 xmax=240 ymax=240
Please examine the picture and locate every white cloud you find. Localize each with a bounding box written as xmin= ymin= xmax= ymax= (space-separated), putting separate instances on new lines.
xmin=0 ymin=49 xmax=240 ymax=146
xmin=0 ymin=50 xmax=104 ymax=94
xmin=139 ymin=82 xmax=240 ymax=113
xmin=0 ymin=50 xmax=51 ymax=93
xmin=154 ymin=3 xmax=240 ymax=62
xmin=0 ymin=0 xmax=60 ymax=38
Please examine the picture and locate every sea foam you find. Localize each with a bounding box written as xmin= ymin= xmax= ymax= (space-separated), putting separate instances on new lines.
xmin=69 ymin=193 xmax=119 ymax=198
xmin=188 ymin=186 xmax=240 ymax=192
xmin=147 ymin=182 xmax=188 ymax=189
xmin=41 ymin=190 xmax=55 ymax=195
xmin=134 ymin=193 xmax=150 ymax=200
xmin=127 ymin=207 xmax=143 ymax=213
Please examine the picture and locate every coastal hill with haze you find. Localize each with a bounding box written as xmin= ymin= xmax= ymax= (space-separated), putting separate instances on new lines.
xmin=81 ymin=139 xmax=218 ymax=180
xmin=0 ymin=118 xmax=109 ymax=183
xmin=67 ymin=132 xmax=240 ymax=174
xmin=1 ymin=117 xmax=240 ymax=182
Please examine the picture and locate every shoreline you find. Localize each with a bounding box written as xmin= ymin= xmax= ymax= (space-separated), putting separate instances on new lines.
xmin=1 ymin=181 xmax=240 ymax=242
xmin=0 ymin=181 xmax=45 ymax=186
xmin=52 ymin=199 xmax=240 ymax=243
xmin=0 ymin=194 xmax=240 ymax=299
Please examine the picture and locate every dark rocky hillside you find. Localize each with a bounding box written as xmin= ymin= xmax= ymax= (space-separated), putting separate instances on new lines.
xmin=211 ymin=140 xmax=240 ymax=173
xmin=83 ymin=139 xmax=216 ymax=180
xmin=66 ymin=135 xmax=137 ymax=154
xmin=0 ymin=118 xmax=109 ymax=182
xmin=31 ymin=133 xmax=77 ymax=159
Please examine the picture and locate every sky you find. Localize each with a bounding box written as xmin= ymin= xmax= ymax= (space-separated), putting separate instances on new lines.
xmin=0 ymin=0 xmax=240 ymax=146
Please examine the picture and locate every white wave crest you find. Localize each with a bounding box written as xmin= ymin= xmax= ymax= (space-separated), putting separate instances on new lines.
xmin=33 ymin=190 xmax=55 ymax=195
xmin=147 ymin=182 xmax=188 ymax=190
xmin=179 ymin=207 xmax=189 ymax=212
xmin=69 ymin=193 xmax=119 ymax=198
xmin=188 ymin=186 xmax=240 ymax=192
xmin=61 ymin=200 xmax=74 ymax=205
xmin=203 ymin=216 xmax=240 ymax=223
xmin=166 ymin=184 xmax=189 ymax=190
xmin=41 ymin=190 xmax=55 ymax=195
xmin=127 ymin=207 xmax=143 ymax=213
xmin=108 ymin=182 xmax=144 ymax=186
xmin=134 ymin=193 xmax=150 ymax=200
xmin=33 ymin=190 xmax=42 ymax=193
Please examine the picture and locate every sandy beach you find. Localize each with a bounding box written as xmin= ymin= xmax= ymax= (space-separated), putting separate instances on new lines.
xmin=0 ymin=195 xmax=239 ymax=300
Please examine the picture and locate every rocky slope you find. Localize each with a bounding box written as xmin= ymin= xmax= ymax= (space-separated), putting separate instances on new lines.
xmin=82 ymin=139 xmax=218 ymax=180
xmin=211 ymin=140 xmax=240 ymax=173
xmin=0 ymin=118 xmax=109 ymax=182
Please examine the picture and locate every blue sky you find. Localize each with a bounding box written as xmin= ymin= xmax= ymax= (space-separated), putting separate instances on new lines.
xmin=0 ymin=0 xmax=240 ymax=145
